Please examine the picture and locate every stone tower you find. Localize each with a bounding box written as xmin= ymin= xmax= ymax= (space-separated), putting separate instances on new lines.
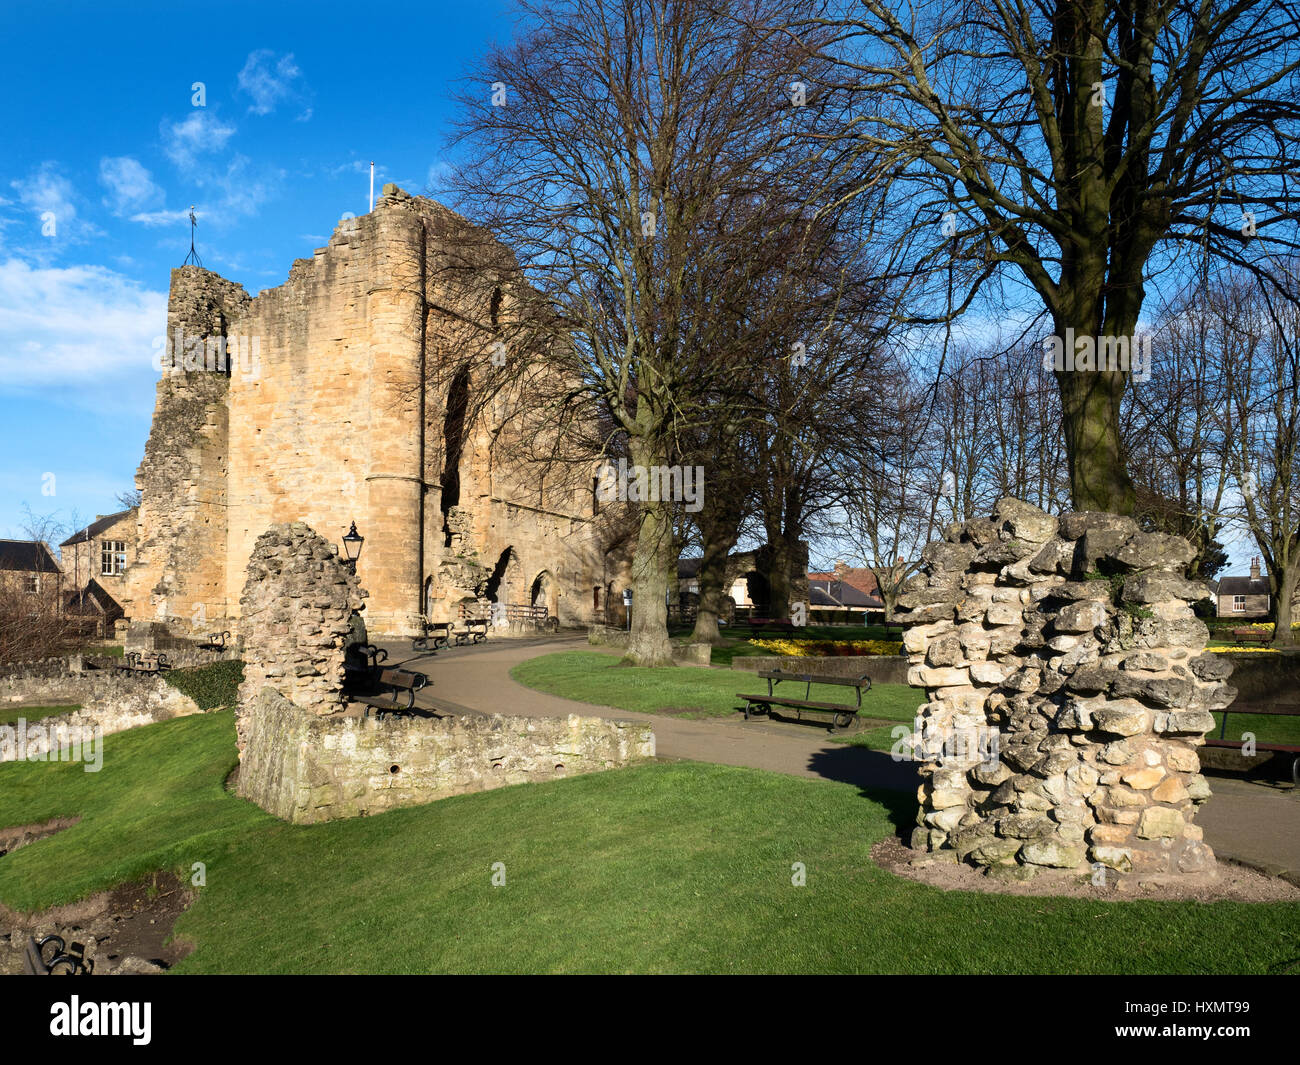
xmin=123 ymin=186 xmax=610 ymax=642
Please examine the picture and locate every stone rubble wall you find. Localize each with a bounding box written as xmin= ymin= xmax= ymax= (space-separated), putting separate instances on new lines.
xmin=235 ymin=522 xmax=363 ymax=755
xmin=238 ymin=688 xmax=655 ymax=824
xmin=897 ymin=498 xmax=1232 ymax=882
xmin=0 ymin=677 xmax=201 ymax=762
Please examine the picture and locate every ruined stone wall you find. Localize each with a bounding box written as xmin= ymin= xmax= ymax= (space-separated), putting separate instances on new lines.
xmin=235 ymin=523 xmax=362 ymax=754
xmin=123 ymin=268 xmax=249 ymax=638
xmin=126 ymin=187 xmax=608 ymax=641
xmin=899 ymin=498 xmax=1231 ymax=882
xmin=239 ymin=692 xmax=655 ymax=824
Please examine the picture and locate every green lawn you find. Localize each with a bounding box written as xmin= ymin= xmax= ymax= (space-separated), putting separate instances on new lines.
xmin=0 ymin=710 xmax=1296 ymax=974
xmin=1211 ymin=710 xmax=1300 ymax=747
xmin=511 ymin=650 xmax=921 ymax=731
xmin=0 ymin=704 xmax=80 ymax=726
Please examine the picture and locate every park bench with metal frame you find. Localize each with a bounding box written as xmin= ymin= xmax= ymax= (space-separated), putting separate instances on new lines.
xmin=1203 ymin=698 xmax=1300 ymax=785
xmin=739 ymin=669 xmax=872 ymax=732
xmin=116 ymin=651 xmax=169 ymax=675
xmin=199 ymin=630 xmax=232 ymax=652
xmin=412 ymin=621 xmax=452 ymax=654
xmin=361 ymin=668 xmax=430 ymax=718
xmin=1228 ymin=627 xmax=1272 ymax=644
xmin=23 ymin=934 xmax=93 ymax=975
xmin=747 ymin=616 xmax=798 ymax=639
xmin=453 ymin=619 xmax=490 ymax=646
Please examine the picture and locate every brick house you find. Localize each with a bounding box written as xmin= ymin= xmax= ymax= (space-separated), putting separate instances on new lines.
xmin=807 ymin=562 xmax=885 ymax=618
xmin=1215 ymin=557 xmax=1271 ymax=618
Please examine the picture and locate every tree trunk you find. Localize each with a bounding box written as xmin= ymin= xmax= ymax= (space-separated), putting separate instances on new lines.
xmin=1056 ymin=367 xmax=1137 ymax=514
xmin=1271 ymin=564 xmax=1298 ymax=648
xmin=689 ymin=523 xmax=736 ymax=646
xmin=763 ymin=534 xmax=794 ymax=618
xmin=623 ymin=437 xmax=675 ymax=667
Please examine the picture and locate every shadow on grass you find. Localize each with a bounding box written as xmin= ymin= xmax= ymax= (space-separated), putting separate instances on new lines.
xmin=805 ymin=744 xmax=919 ymax=842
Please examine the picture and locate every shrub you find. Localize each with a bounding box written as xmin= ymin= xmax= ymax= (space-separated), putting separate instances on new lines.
xmin=164 ymin=660 xmax=245 ymax=710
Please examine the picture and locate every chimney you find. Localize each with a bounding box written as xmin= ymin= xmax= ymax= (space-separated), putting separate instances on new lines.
xmin=832 ymin=561 xmax=849 ymax=581
xmin=1250 ymin=557 xmax=1261 ymax=580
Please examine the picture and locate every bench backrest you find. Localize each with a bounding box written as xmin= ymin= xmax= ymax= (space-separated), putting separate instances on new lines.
xmin=757 ymin=670 xmax=870 ymax=687
xmin=378 ymin=668 xmax=427 ymax=690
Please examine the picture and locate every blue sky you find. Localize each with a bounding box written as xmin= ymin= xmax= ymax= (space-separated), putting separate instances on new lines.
xmin=0 ymin=0 xmax=1263 ymax=579
xmin=0 ymin=0 xmax=512 ymax=542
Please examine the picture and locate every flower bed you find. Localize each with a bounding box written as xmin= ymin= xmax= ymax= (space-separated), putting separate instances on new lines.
xmin=750 ymin=638 xmax=903 ymax=657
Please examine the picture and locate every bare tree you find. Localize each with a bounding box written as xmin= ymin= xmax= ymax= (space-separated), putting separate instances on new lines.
xmin=811 ymin=0 xmax=1300 ymax=513
xmin=447 ymin=0 xmax=846 ymax=664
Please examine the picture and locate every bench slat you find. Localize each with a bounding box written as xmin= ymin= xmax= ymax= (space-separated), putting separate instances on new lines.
xmin=742 ymin=696 xmax=859 ymax=712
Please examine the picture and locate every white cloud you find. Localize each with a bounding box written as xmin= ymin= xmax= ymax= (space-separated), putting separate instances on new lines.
xmin=9 ymin=162 xmax=103 ymax=247
xmin=0 ymin=259 xmax=166 ymax=396
xmin=99 ymin=156 xmax=163 ymax=215
xmin=129 ymin=208 xmax=192 ymax=227
xmin=237 ymin=50 xmax=307 ymax=116
xmin=161 ymin=111 xmax=236 ymax=170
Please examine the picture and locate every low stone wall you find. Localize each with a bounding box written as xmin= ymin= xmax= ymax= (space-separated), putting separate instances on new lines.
xmin=588 ymin=625 xmax=629 ymax=647
xmin=238 ymin=688 xmax=656 ymax=824
xmin=731 ymin=654 xmax=909 ymax=685
xmin=0 ymin=676 xmax=201 ymax=762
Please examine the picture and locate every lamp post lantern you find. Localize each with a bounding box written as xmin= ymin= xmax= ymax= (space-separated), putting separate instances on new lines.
xmin=341 ymin=522 xmax=364 ymax=572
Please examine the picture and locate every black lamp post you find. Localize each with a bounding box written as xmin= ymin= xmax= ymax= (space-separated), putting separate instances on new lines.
xmin=341 ymin=522 xmax=364 ymax=572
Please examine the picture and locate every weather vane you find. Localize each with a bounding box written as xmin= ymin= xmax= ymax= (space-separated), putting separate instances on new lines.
xmin=183 ymin=204 xmax=203 ymax=268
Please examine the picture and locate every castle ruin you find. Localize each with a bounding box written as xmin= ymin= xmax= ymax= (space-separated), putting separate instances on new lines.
xmin=123 ymin=185 xmax=616 ymax=641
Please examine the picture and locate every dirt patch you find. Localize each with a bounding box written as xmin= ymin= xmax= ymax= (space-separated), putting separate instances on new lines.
xmin=0 ymin=871 xmax=195 ymax=974
xmin=0 ymin=817 xmax=80 ymax=858
xmin=872 ymin=835 xmax=1300 ymax=902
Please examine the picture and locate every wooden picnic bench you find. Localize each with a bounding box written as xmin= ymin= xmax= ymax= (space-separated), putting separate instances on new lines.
xmin=1204 ymin=698 xmax=1300 ymax=785
xmin=412 ymin=622 xmax=452 ymax=653
xmin=23 ymin=934 xmax=93 ymax=975
xmin=1229 ymin=627 xmax=1272 ymax=644
xmin=739 ymin=669 xmax=872 ymax=732
xmin=747 ymin=616 xmax=798 ymax=638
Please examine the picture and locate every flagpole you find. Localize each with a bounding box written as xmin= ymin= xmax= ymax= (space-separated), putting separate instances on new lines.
xmin=369 ymin=162 xmax=374 ymax=212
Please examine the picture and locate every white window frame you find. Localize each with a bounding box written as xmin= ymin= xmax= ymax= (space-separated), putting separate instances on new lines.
xmin=101 ymin=540 xmax=126 ymax=576
xmin=1232 ymin=595 xmax=1246 ymax=612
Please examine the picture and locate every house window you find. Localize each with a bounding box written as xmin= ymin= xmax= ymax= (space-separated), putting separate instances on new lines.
xmin=1232 ymin=595 xmax=1246 ymax=612
xmin=25 ymin=574 xmax=39 ymax=594
xmin=101 ymin=540 xmax=126 ymax=576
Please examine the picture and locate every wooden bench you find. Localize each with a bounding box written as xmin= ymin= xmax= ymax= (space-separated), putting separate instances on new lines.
xmin=23 ymin=934 xmax=93 ymax=975
xmin=351 ymin=667 xmax=430 ymax=718
xmin=454 ymin=619 xmax=489 ymax=646
xmin=412 ymin=622 xmax=452 ymax=653
xmin=116 ymin=651 xmax=169 ymax=675
xmin=1229 ymin=627 xmax=1272 ymax=644
xmin=747 ymin=616 xmax=798 ymax=639
xmin=739 ymin=670 xmax=872 ymax=732
xmin=1204 ymin=699 xmax=1300 ymax=785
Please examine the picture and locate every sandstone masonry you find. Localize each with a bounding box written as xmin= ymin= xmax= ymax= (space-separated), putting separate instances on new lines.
xmin=897 ymin=498 xmax=1232 ymax=882
xmin=125 ymin=186 xmax=614 ymax=643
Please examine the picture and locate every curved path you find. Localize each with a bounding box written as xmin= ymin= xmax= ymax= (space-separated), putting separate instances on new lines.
xmin=376 ymin=634 xmax=1300 ymax=883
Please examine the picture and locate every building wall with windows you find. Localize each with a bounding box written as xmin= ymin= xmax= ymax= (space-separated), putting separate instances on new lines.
xmin=59 ymin=510 xmax=137 ymax=595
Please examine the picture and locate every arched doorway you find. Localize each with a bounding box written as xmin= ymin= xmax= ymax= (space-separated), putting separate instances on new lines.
xmin=483 ymin=547 xmax=521 ymax=604
xmin=530 ymin=570 xmax=557 ymax=618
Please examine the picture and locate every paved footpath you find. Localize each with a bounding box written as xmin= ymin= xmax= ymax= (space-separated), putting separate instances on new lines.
xmin=376 ymin=634 xmax=1300 ymax=883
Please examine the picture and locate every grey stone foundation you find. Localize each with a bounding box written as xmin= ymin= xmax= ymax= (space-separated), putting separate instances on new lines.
xmin=897 ymin=498 xmax=1232 ymax=881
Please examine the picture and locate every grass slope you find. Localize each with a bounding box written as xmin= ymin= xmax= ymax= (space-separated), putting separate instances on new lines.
xmin=1 ymin=712 xmax=1296 ymax=974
